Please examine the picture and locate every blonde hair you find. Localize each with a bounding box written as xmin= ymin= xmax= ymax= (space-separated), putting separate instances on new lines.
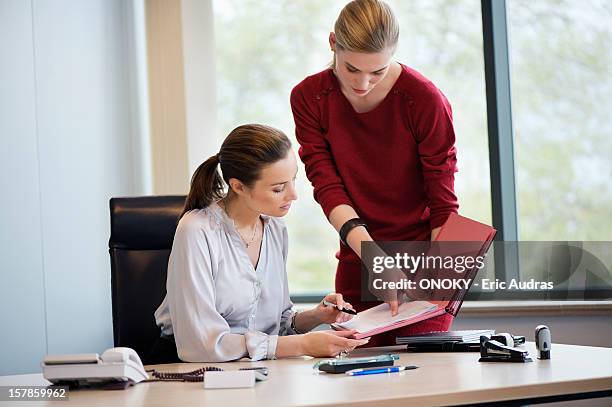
xmin=332 ymin=0 xmax=399 ymax=66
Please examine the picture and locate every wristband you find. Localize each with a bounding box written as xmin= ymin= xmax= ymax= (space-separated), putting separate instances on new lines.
xmin=339 ymin=218 xmax=368 ymax=246
xmin=290 ymin=311 xmax=305 ymax=334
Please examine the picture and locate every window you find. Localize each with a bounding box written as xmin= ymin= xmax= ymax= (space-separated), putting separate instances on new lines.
xmin=506 ymin=0 xmax=612 ymax=296
xmin=212 ymin=0 xmax=492 ymax=298
xmin=508 ymin=0 xmax=612 ymax=241
xmin=213 ymin=1 xmax=342 ymax=296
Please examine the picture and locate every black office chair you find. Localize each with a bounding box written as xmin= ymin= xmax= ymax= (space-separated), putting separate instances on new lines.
xmin=108 ymin=195 xmax=186 ymax=364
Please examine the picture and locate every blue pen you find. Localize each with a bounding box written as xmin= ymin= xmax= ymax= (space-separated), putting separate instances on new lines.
xmin=345 ymin=365 xmax=418 ymax=376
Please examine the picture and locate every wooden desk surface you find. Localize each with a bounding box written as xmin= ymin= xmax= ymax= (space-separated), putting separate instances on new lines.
xmin=1 ymin=343 xmax=611 ymax=407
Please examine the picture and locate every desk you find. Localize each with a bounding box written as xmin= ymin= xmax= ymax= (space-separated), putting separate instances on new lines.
xmin=1 ymin=343 xmax=611 ymax=406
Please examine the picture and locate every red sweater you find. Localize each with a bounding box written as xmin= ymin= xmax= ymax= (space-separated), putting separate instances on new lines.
xmin=291 ymin=65 xmax=458 ymax=263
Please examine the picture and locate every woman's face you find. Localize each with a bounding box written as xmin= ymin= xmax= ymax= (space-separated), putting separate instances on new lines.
xmin=332 ymin=39 xmax=394 ymax=98
xmin=242 ymin=150 xmax=299 ymax=217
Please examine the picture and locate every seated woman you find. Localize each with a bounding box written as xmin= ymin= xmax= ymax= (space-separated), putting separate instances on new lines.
xmin=152 ymin=124 xmax=369 ymax=363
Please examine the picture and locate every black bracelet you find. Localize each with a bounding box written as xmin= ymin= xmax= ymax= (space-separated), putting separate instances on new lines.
xmin=339 ymin=218 xmax=368 ymax=246
xmin=290 ymin=311 xmax=306 ymax=334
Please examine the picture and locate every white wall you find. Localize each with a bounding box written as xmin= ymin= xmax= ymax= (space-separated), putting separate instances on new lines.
xmin=0 ymin=0 xmax=48 ymax=377
xmin=145 ymin=0 xmax=218 ymax=194
xmin=0 ymin=0 xmax=145 ymax=375
xmin=181 ymin=0 xmax=218 ymax=176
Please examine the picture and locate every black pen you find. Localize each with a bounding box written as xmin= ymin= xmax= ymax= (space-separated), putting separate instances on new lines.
xmin=323 ymin=300 xmax=357 ymax=315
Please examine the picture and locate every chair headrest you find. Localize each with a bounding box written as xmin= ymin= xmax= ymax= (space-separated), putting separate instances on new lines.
xmin=109 ymin=195 xmax=186 ymax=250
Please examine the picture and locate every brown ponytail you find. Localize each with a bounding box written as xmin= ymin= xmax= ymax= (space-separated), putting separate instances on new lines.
xmin=181 ymin=154 xmax=224 ymax=218
xmin=181 ymin=124 xmax=291 ymax=218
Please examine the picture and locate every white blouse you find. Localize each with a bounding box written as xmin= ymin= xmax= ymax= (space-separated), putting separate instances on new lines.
xmin=154 ymin=203 xmax=297 ymax=362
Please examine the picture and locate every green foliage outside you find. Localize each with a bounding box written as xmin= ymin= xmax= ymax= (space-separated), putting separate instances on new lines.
xmin=509 ymin=0 xmax=612 ymax=241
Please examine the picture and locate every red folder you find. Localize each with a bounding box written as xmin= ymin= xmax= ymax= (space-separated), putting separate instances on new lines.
xmin=434 ymin=212 xmax=497 ymax=316
xmin=333 ymin=213 xmax=497 ymax=339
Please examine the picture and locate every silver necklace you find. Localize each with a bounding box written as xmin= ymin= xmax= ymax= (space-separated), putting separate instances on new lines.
xmin=237 ymin=219 xmax=258 ymax=248
xmin=220 ymin=199 xmax=259 ymax=248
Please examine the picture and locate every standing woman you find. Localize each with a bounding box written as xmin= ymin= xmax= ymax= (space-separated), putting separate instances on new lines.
xmin=290 ymin=0 xmax=458 ymax=345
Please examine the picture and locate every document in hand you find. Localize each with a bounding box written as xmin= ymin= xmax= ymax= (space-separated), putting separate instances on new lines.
xmin=333 ymin=213 xmax=496 ymax=339
xmin=332 ymin=301 xmax=446 ymax=339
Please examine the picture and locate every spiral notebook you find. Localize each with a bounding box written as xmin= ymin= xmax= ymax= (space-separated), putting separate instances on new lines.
xmin=332 ymin=213 xmax=496 ymax=339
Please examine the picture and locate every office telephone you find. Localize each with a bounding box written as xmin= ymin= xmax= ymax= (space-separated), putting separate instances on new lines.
xmin=43 ymin=347 xmax=269 ymax=389
xmin=42 ymin=347 xmax=149 ymax=387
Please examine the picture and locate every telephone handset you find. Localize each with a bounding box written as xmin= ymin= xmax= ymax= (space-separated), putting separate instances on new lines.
xmin=100 ymin=347 xmax=148 ymax=379
xmin=42 ymin=347 xmax=149 ymax=387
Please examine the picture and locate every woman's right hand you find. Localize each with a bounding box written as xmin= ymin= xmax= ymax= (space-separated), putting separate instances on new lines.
xmin=368 ymin=268 xmax=401 ymax=316
xmin=300 ymin=330 xmax=369 ymax=357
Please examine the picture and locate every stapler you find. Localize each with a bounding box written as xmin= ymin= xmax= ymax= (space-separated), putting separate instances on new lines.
xmin=478 ymin=336 xmax=532 ymax=363
xmin=490 ymin=333 xmax=525 ymax=347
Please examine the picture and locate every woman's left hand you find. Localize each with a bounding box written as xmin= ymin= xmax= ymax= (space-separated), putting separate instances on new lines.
xmin=314 ymin=293 xmax=355 ymax=324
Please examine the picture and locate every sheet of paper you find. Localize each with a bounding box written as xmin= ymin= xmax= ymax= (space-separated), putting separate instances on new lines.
xmin=334 ymin=301 xmax=438 ymax=333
